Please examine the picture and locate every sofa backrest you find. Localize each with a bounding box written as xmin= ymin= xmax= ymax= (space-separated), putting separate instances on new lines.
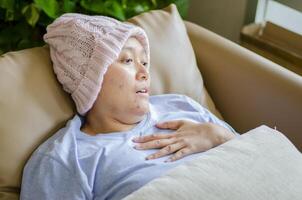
xmin=0 ymin=46 xmax=75 ymax=198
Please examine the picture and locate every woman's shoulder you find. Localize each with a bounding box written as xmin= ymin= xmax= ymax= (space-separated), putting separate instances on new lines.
xmin=30 ymin=115 xmax=80 ymax=162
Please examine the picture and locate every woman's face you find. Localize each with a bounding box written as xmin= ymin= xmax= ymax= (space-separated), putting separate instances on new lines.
xmin=91 ymin=37 xmax=150 ymax=124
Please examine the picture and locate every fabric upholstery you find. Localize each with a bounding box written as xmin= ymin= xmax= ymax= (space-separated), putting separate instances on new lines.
xmin=0 ymin=46 xmax=75 ymax=198
xmin=124 ymin=126 xmax=302 ymax=200
xmin=184 ymin=21 xmax=302 ymax=150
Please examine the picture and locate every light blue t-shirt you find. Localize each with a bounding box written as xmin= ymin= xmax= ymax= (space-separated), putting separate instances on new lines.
xmin=20 ymin=94 xmax=237 ymax=200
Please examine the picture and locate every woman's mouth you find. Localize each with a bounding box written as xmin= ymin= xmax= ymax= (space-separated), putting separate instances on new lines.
xmin=136 ymin=89 xmax=147 ymax=93
xmin=136 ymin=88 xmax=149 ymax=97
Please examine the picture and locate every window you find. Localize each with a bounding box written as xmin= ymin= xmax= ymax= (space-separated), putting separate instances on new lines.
xmin=255 ymin=0 xmax=302 ymax=35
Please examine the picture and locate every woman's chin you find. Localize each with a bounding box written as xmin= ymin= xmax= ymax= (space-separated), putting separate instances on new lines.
xmin=133 ymin=103 xmax=150 ymax=116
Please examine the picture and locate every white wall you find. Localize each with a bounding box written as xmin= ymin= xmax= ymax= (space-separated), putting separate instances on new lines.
xmin=274 ymin=0 xmax=302 ymax=12
xmin=187 ymin=0 xmax=248 ymax=42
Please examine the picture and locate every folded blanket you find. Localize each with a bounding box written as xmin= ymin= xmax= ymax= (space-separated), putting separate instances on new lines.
xmin=123 ymin=125 xmax=302 ymax=200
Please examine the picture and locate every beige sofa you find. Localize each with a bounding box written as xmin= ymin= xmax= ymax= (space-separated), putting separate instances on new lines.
xmin=1 ymin=4 xmax=302 ymax=199
xmin=186 ymin=21 xmax=302 ymax=149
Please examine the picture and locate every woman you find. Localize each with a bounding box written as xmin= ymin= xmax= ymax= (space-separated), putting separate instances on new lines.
xmin=20 ymin=13 xmax=237 ymax=200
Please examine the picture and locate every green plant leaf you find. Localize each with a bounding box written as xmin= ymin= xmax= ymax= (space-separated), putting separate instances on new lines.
xmin=80 ymin=0 xmax=105 ymax=13
xmin=5 ymin=9 xmax=14 ymax=20
xmin=121 ymin=0 xmax=127 ymax=9
xmin=133 ymin=4 xmax=145 ymax=13
xmin=22 ymin=3 xmax=40 ymax=27
xmin=63 ymin=0 xmax=76 ymax=13
xmin=0 ymin=0 xmax=15 ymax=21
xmin=150 ymin=0 xmax=157 ymax=7
xmin=124 ymin=0 xmax=152 ymax=18
xmin=34 ymin=0 xmax=59 ymax=19
xmin=0 ymin=0 xmax=14 ymax=10
xmin=0 ymin=0 xmax=189 ymax=54
xmin=104 ymin=1 xmax=125 ymax=21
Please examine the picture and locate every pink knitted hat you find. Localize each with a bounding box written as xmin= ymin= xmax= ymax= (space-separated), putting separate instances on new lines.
xmin=44 ymin=13 xmax=149 ymax=116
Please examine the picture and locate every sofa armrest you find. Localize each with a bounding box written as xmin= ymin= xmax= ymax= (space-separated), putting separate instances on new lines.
xmin=185 ymin=21 xmax=302 ymax=151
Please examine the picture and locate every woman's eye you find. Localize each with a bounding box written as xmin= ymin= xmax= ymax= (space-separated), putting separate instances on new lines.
xmin=124 ymin=58 xmax=133 ymax=64
xmin=142 ymin=62 xmax=148 ymax=67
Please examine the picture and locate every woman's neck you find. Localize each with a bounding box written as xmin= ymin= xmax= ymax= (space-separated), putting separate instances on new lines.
xmin=80 ymin=111 xmax=144 ymax=136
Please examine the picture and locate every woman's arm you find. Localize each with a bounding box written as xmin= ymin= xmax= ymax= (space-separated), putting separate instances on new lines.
xmin=20 ymin=153 xmax=90 ymax=200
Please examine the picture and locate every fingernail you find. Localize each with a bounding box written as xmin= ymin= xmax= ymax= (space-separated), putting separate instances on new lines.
xmin=146 ymin=155 xmax=153 ymax=160
xmin=164 ymin=158 xmax=172 ymax=162
xmin=133 ymin=145 xmax=141 ymax=149
xmin=132 ymin=137 xmax=138 ymax=142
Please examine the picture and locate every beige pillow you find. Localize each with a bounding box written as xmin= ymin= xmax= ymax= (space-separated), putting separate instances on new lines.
xmin=124 ymin=126 xmax=302 ymax=200
xmin=128 ymin=4 xmax=223 ymax=119
xmin=0 ymin=46 xmax=75 ymax=199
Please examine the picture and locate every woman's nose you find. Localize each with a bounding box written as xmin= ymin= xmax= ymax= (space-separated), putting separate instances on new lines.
xmin=136 ymin=63 xmax=149 ymax=81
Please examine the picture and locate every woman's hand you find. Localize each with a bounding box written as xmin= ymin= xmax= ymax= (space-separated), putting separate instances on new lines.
xmin=132 ymin=120 xmax=235 ymax=162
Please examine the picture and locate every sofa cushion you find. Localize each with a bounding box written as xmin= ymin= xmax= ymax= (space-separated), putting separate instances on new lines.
xmin=128 ymin=4 xmax=222 ymax=119
xmin=0 ymin=46 xmax=75 ymax=198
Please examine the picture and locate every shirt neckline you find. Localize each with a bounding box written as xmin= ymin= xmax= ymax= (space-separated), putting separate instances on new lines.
xmin=74 ymin=112 xmax=151 ymax=140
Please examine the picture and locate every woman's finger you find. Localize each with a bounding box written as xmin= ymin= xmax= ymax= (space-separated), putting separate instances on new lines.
xmin=145 ymin=142 xmax=186 ymax=160
xmin=133 ymin=137 xmax=177 ymax=150
xmin=132 ymin=133 xmax=174 ymax=143
xmin=156 ymin=120 xmax=186 ymax=130
xmin=165 ymin=147 xmax=192 ymax=162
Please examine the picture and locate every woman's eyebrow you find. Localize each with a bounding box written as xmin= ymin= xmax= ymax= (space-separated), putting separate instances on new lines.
xmin=122 ymin=47 xmax=147 ymax=59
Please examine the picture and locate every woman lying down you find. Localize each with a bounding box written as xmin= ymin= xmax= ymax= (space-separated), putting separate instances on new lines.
xmin=20 ymin=13 xmax=238 ymax=200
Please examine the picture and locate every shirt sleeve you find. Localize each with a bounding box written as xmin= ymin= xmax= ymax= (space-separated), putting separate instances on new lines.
xmin=184 ymin=95 xmax=239 ymax=135
xmin=20 ymin=153 xmax=90 ymax=200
